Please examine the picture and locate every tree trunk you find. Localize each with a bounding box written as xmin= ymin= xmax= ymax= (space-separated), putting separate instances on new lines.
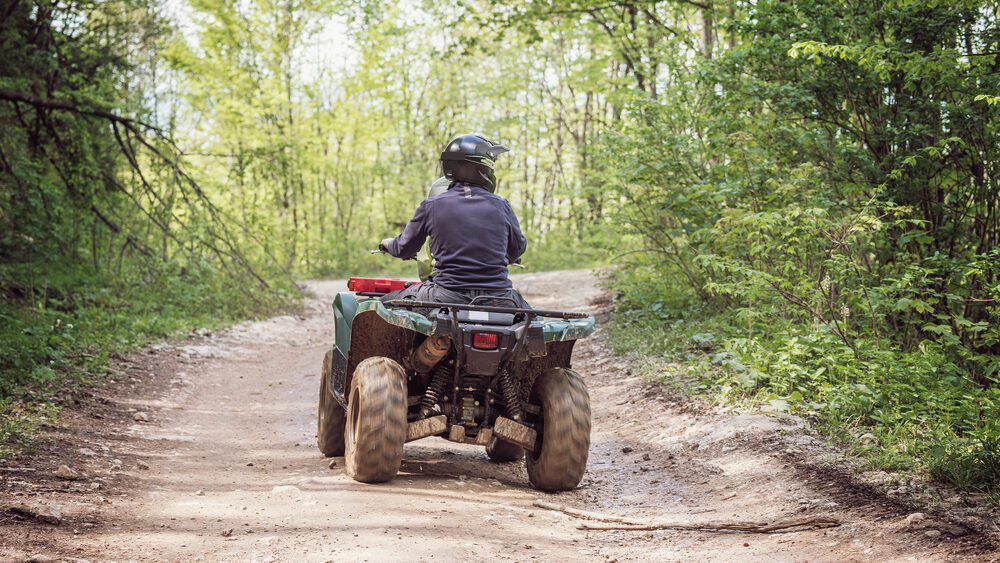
xmin=702 ymin=3 xmax=714 ymax=59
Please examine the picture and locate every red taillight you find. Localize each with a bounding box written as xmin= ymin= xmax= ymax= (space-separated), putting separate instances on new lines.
xmin=472 ymin=332 xmax=499 ymax=350
xmin=347 ymin=277 xmax=415 ymax=293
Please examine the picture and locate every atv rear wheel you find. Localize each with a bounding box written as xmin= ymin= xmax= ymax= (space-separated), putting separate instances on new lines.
xmin=317 ymin=350 xmax=346 ymax=456
xmin=344 ymin=357 xmax=407 ymax=483
xmin=526 ymin=367 xmax=591 ymax=491
xmin=486 ymin=436 xmax=524 ymax=462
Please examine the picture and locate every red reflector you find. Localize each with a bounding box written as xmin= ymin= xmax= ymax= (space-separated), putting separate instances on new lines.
xmin=472 ymin=332 xmax=499 ymax=350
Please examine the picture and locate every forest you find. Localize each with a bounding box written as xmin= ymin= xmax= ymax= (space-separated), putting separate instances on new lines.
xmin=2 ymin=0 xmax=999 ymax=498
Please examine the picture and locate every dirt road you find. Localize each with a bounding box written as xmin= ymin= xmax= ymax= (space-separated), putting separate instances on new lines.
xmin=1 ymin=269 xmax=995 ymax=561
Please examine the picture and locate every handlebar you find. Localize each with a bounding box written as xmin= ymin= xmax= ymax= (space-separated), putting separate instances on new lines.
xmin=371 ymin=248 xmax=416 ymax=261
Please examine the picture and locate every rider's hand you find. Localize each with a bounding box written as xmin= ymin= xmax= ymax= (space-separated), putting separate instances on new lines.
xmin=379 ymin=238 xmax=393 ymax=253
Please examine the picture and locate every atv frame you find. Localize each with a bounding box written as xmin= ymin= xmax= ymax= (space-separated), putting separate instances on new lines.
xmin=317 ymin=283 xmax=595 ymax=491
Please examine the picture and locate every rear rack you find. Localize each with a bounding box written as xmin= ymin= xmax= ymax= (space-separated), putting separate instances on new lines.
xmin=384 ymin=299 xmax=589 ymax=319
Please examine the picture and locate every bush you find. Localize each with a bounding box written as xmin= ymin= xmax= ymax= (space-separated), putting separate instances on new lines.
xmin=607 ymin=265 xmax=1000 ymax=496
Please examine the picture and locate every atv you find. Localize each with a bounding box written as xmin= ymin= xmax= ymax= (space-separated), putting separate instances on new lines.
xmin=317 ymin=277 xmax=595 ymax=491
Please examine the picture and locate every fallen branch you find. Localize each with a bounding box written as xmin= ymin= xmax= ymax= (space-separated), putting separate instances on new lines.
xmin=0 ymin=87 xmax=284 ymax=292
xmin=0 ymin=88 xmax=163 ymax=132
xmin=532 ymin=500 xmax=839 ymax=534
xmin=577 ymin=517 xmax=840 ymax=533
xmin=533 ymin=500 xmax=634 ymax=523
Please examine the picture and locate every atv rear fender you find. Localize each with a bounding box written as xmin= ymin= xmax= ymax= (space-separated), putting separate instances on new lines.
xmin=326 ymin=292 xmax=595 ymax=409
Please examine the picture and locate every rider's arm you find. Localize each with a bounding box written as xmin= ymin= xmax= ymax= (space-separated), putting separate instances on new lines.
xmin=504 ymin=202 xmax=527 ymax=265
xmin=385 ymin=200 xmax=430 ymax=259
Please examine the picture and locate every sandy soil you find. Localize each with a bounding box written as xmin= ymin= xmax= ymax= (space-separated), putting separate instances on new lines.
xmin=1 ymin=269 xmax=997 ymax=562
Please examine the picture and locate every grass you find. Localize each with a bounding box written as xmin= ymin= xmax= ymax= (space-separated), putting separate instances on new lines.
xmin=0 ymin=260 xmax=299 ymax=464
xmin=605 ymin=268 xmax=1000 ymax=506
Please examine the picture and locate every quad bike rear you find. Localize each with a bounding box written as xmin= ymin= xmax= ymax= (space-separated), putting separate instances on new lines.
xmin=317 ymin=277 xmax=595 ymax=491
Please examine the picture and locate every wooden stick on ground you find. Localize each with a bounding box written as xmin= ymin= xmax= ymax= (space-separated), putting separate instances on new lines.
xmin=533 ymin=500 xmax=638 ymax=524
xmin=532 ymin=500 xmax=840 ymax=534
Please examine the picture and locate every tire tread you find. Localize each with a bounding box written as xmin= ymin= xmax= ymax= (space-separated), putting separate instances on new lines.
xmin=526 ymin=367 xmax=591 ymax=491
xmin=345 ymin=357 xmax=407 ymax=483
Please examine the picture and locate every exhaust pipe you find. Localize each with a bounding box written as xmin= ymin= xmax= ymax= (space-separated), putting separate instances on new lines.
xmin=410 ymin=335 xmax=451 ymax=373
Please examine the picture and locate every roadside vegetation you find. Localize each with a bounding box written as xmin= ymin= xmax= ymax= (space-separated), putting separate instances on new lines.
xmin=583 ymin=0 xmax=1000 ymax=501
xmin=0 ymin=0 xmax=298 ymax=460
xmin=0 ymin=262 xmax=296 ymax=460
xmin=609 ymin=268 xmax=1000 ymax=504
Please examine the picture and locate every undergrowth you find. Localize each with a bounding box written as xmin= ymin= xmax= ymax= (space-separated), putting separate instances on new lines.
xmin=0 ymin=260 xmax=299 ymax=462
xmin=607 ymin=266 xmax=1000 ymax=503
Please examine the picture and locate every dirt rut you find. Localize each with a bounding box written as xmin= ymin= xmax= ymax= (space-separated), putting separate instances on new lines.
xmin=1 ymin=269 xmax=994 ymax=562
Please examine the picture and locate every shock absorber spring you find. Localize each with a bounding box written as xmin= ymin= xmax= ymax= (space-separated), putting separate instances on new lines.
xmin=420 ymin=362 xmax=451 ymax=417
xmin=498 ymin=367 xmax=523 ymax=421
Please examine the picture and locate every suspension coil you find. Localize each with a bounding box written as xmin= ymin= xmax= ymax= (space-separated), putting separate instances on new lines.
xmin=498 ymin=367 xmax=523 ymax=421
xmin=420 ymin=362 xmax=451 ymax=417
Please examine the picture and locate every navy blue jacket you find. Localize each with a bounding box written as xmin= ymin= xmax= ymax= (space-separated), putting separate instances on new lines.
xmin=386 ymin=182 xmax=527 ymax=289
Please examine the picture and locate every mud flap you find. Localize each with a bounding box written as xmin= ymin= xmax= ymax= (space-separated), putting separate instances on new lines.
xmin=329 ymin=346 xmax=349 ymax=408
xmin=494 ymin=416 xmax=538 ymax=453
xmin=406 ymin=415 xmax=447 ymax=442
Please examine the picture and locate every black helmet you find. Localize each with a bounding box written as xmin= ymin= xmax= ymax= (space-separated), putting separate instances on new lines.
xmin=440 ymin=134 xmax=509 ymax=193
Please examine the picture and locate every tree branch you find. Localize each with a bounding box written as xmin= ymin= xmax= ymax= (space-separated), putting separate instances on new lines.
xmin=0 ymin=88 xmax=165 ymax=134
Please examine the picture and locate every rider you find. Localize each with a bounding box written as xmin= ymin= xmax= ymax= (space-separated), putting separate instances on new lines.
xmin=379 ymin=134 xmax=530 ymax=310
